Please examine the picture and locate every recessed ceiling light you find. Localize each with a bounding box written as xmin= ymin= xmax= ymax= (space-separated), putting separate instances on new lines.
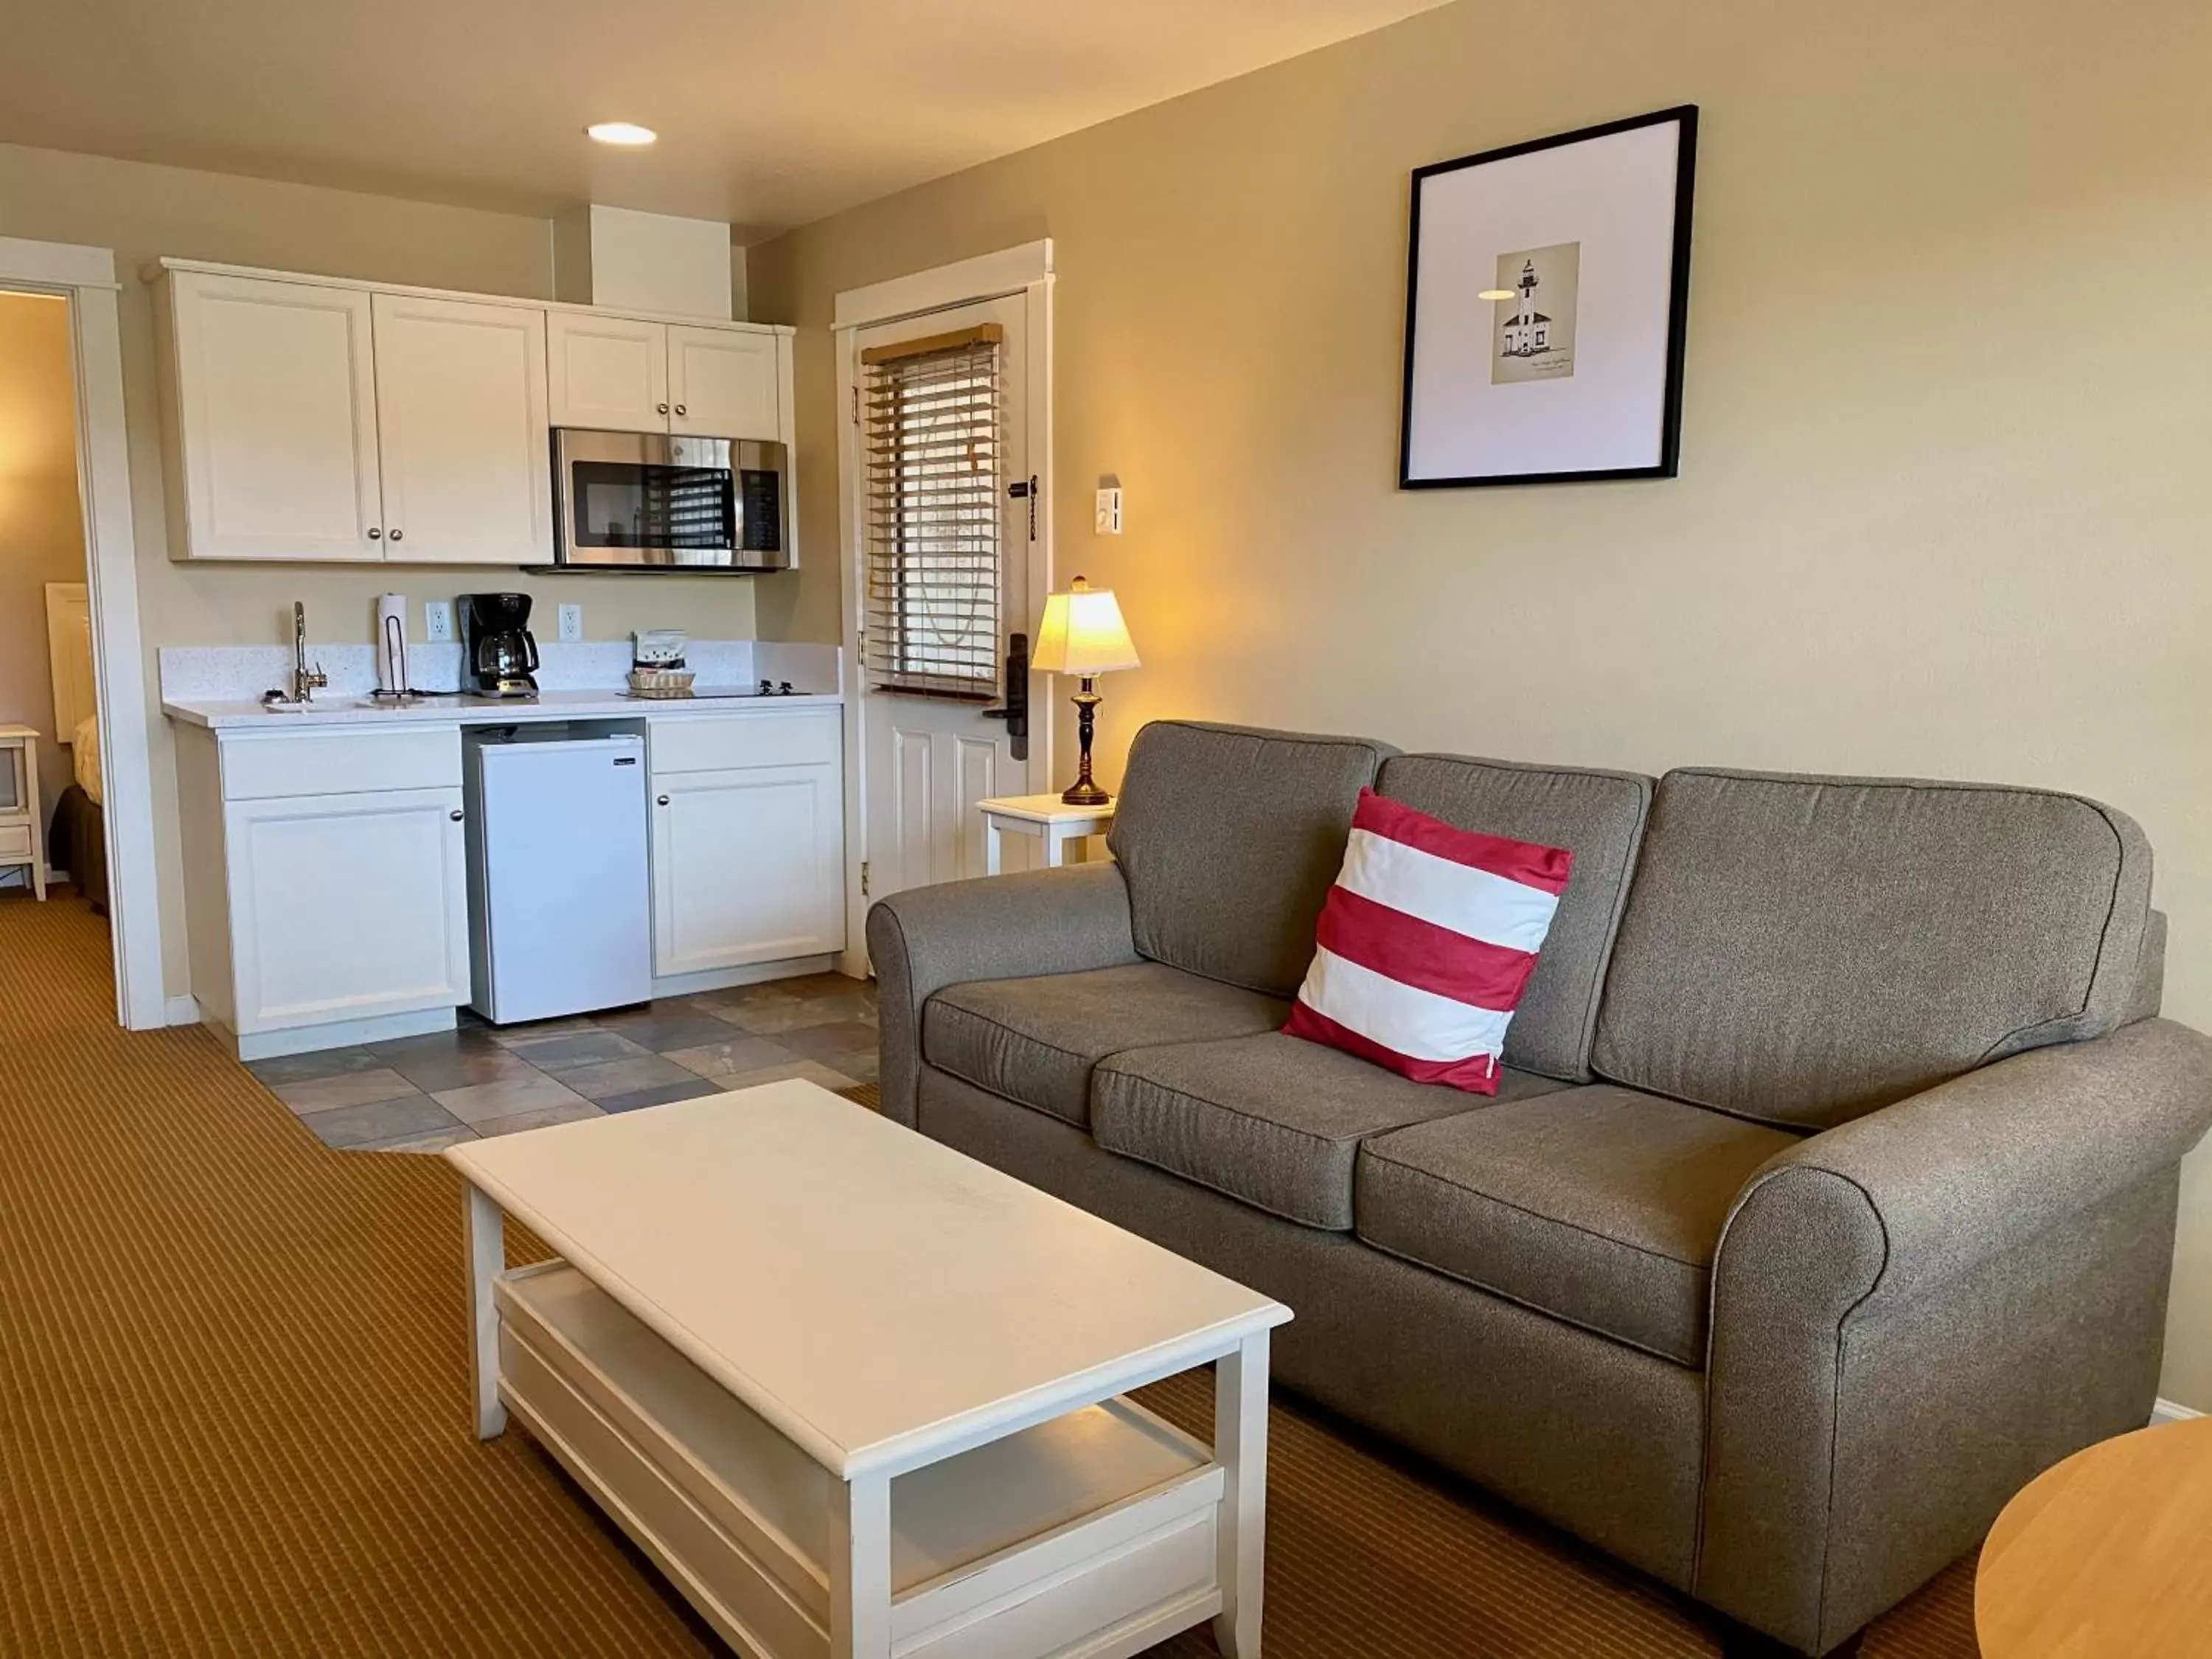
xmin=1478 ymin=289 xmax=1515 ymax=301
xmin=586 ymin=122 xmax=658 ymax=147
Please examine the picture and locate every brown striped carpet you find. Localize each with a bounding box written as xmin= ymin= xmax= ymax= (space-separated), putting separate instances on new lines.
xmin=0 ymin=894 xmax=1982 ymax=1656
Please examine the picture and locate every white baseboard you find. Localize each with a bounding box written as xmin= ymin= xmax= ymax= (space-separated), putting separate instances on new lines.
xmin=164 ymin=994 xmax=202 ymax=1027
xmin=650 ymin=954 xmax=842 ymax=999
xmin=229 ymin=1006 xmax=456 ymax=1062
xmin=2152 ymin=1397 xmax=2203 ymax=1426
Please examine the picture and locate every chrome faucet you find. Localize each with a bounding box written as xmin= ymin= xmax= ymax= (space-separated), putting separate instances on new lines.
xmin=289 ymin=602 xmax=328 ymax=703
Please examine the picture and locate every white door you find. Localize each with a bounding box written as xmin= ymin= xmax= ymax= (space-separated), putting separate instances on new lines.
xmin=650 ymin=763 xmax=844 ymax=974
xmin=669 ymin=325 xmax=780 ymax=439
xmin=851 ymin=293 xmax=1045 ymax=905
xmin=370 ymin=293 xmax=552 ymax=563
xmin=223 ymin=786 xmax=470 ymax=1034
xmin=547 ymin=311 xmax=669 ymax=431
xmin=169 ymin=271 xmax=383 ymax=560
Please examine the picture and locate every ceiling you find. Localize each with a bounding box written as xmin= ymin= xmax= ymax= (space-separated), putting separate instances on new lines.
xmin=0 ymin=0 xmax=1452 ymax=242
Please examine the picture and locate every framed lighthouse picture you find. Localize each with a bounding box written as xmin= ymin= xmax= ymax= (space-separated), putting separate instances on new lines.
xmin=1399 ymin=105 xmax=1697 ymax=487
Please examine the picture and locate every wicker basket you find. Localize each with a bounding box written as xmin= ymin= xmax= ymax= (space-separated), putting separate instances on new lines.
xmin=626 ymin=667 xmax=697 ymax=699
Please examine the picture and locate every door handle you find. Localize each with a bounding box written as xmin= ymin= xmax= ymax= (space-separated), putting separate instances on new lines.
xmin=656 ymin=795 xmax=671 ymax=807
xmin=450 ymin=809 xmax=464 ymax=821
xmin=980 ymin=632 xmax=1029 ymax=762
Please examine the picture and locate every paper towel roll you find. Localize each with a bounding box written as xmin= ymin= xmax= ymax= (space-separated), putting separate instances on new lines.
xmin=375 ymin=594 xmax=408 ymax=693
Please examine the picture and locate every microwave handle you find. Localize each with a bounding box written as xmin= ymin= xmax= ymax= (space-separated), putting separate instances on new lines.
xmin=981 ymin=632 xmax=1029 ymax=762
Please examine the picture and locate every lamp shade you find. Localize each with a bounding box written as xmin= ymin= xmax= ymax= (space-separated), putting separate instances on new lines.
xmin=1031 ymin=577 xmax=1140 ymax=675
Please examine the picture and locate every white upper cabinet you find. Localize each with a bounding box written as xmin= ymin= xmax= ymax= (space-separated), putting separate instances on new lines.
xmin=547 ymin=310 xmax=670 ymax=432
xmin=552 ymin=313 xmax=784 ymax=441
xmin=370 ymin=293 xmax=552 ymax=565
xmin=669 ymin=326 xmax=781 ymax=441
xmin=167 ymin=271 xmax=383 ymax=561
xmin=158 ymin=260 xmax=791 ymax=563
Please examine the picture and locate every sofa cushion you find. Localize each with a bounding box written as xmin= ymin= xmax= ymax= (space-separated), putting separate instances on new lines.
xmin=1094 ymin=1032 xmax=1566 ymax=1231
xmin=1356 ymin=1085 xmax=1798 ymax=1365
xmin=923 ymin=963 xmax=1290 ymax=1127
xmin=1107 ymin=721 xmax=1394 ymax=996
xmin=1376 ymin=754 xmax=1652 ymax=1084
xmin=1592 ymin=769 xmax=2155 ymax=1130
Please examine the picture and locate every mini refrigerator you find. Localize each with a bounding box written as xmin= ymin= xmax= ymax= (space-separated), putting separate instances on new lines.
xmin=465 ymin=728 xmax=652 ymax=1024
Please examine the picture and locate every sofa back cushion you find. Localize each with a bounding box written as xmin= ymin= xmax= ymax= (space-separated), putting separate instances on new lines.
xmin=1592 ymin=768 xmax=2154 ymax=1130
xmin=1377 ymin=754 xmax=1653 ymax=1082
xmin=1108 ymin=721 xmax=1394 ymax=995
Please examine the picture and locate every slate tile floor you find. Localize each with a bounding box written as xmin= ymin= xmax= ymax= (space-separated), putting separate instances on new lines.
xmin=248 ymin=973 xmax=878 ymax=1153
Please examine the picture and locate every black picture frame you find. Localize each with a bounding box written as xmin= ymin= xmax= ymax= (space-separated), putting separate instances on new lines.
xmin=1398 ymin=105 xmax=1699 ymax=490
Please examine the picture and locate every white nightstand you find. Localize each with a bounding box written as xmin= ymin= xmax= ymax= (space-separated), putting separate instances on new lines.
xmin=978 ymin=793 xmax=1117 ymax=876
xmin=0 ymin=726 xmax=46 ymax=901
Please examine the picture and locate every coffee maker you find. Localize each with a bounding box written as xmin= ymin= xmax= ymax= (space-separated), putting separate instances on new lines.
xmin=459 ymin=593 xmax=540 ymax=699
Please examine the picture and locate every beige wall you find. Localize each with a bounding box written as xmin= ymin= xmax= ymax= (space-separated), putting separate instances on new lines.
xmin=747 ymin=0 xmax=2212 ymax=1405
xmin=0 ymin=143 xmax=757 ymax=988
xmin=0 ymin=291 xmax=87 ymax=822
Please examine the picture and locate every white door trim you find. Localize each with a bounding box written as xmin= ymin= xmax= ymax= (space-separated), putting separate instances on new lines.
xmin=831 ymin=240 xmax=1052 ymax=333
xmin=833 ymin=244 xmax=1057 ymax=974
xmin=0 ymin=237 xmax=165 ymax=1030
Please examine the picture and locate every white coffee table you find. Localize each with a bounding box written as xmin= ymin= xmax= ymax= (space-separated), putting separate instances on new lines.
xmin=448 ymin=1079 xmax=1291 ymax=1659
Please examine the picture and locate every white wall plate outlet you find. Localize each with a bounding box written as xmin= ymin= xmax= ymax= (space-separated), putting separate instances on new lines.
xmin=558 ymin=603 xmax=584 ymax=642
xmin=423 ymin=600 xmax=453 ymax=642
xmin=1094 ymin=484 xmax=1124 ymax=535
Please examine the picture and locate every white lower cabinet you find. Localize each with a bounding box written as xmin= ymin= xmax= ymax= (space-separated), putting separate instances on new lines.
xmin=173 ymin=709 xmax=844 ymax=1054
xmin=647 ymin=711 xmax=844 ymax=977
xmin=223 ymin=787 xmax=471 ymax=1034
xmin=175 ymin=723 xmax=471 ymax=1055
xmin=651 ymin=765 xmax=843 ymax=975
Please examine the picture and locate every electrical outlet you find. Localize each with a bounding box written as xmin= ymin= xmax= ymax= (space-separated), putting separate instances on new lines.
xmin=423 ymin=600 xmax=453 ymax=642
xmin=1094 ymin=479 xmax=1124 ymax=535
xmin=557 ymin=603 xmax=584 ymax=643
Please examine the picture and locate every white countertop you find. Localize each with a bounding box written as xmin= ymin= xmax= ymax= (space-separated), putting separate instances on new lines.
xmin=164 ymin=687 xmax=842 ymax=731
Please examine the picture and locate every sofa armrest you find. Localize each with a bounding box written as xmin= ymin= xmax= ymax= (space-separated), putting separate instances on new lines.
xmin=866 ymin=864 xmax=1141 ymax=1127
xmin=1697 ymin=1018 xmax=2212 ymax=1652
xmin=1725 ymin=1015 xmax=2212 ymax=1318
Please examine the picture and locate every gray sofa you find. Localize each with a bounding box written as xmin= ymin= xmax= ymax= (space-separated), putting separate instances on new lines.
xmin=866 ymin=720 xmax=2212 ymax=1655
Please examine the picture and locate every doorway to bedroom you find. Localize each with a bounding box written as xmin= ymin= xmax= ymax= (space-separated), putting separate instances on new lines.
xmin=0 ymin=288 xmax=109 ymax=973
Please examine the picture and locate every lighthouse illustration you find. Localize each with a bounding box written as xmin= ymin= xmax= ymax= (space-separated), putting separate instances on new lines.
xmin=1489 ymin=241 xmax=1579 ymax=385
xmin=1500 ymin=259 xmax=1551 ymax=358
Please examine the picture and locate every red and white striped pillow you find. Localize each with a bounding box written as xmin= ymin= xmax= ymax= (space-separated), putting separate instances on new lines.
xmin=1283 ymin=788 xmax=1573 ymax=1093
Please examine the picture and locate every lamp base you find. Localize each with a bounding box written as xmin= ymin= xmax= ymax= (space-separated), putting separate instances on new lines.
xmin=1062 ymin=683 xmax=1110 ymax=807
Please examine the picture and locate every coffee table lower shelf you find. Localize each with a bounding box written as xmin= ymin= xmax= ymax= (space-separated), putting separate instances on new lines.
xmin=495 ymin=1260 xmax=1228 ymax=1659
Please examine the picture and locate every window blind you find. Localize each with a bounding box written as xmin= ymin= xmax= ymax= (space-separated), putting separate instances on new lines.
xmin=861 ymin=323 xmax=1004 ymax=698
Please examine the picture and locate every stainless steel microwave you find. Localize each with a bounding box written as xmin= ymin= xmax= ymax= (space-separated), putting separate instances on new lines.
xmin=550 ymin=428 xmax=790 ymax=571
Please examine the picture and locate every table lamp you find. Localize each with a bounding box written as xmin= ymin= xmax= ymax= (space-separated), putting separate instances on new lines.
xmin=1031 ymin=576 xmax=1141 ymax=806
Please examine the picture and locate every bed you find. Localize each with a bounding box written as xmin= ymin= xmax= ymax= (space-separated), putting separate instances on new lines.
xmin=49 ymin=714 xmax=107 ymax=914
xmin=44 ymin=583 xmax=108 ymax=914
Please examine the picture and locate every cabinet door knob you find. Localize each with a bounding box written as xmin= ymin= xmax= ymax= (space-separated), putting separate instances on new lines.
xmin=389 ymin=528 xmax=405 ymax=543
xmin=674 ymin=403 xmax=687 ymax=417
xmin=656 ymin=795 xmax=670 ymax=807
xmin=656 ymin=403 xmax=670 ymax=415
xmin=366 ymin=526 xmax=382 ymax=540
xmin=450 ymin=809 xmax=465 ymax=821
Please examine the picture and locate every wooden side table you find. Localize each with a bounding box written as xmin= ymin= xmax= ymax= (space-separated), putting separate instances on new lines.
xmin=1975 ymin=1415 xmax=2212 ymax=1656
xmin=978 ymin=793 xmax=1116 ymax=876
xmin=0 ymin=726 xmax=46 ymax=902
